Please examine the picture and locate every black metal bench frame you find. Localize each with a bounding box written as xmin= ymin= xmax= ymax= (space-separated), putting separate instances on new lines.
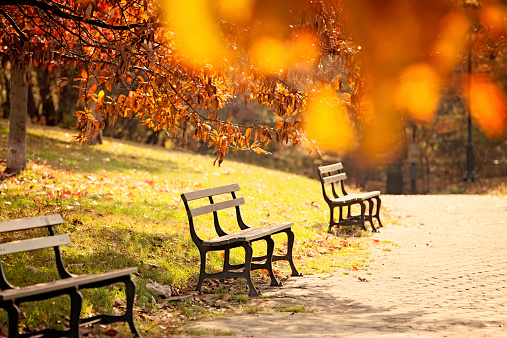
xmin=181 ymin=184 xmax=301 ymax=296
xmin=318 ymin=162 xmax=383 ymax=232
xmin=0 ymin=214 xmax=141 ymax=338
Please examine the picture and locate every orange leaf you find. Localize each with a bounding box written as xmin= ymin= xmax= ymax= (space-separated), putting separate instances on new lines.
xmin=352 ymin=266 xmax=358 ymax=271
xmin=81 ymin=69 xmax=88 ymax=79
xmin=89 ymin=83 xmax=97 ymax=95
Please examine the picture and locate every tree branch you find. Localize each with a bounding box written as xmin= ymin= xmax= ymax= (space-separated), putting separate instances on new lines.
xmin=0 ymin=8 xmax=28 ymax=41
xmin=13 ymin=0 xmax=152 ymax=31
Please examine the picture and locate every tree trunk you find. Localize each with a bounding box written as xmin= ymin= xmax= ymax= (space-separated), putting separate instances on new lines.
xmin=6 ymin=64 xmax=28 ymax=175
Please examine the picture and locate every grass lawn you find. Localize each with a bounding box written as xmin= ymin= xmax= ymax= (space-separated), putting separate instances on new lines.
xmin=0 ymin=121 xmax=389 ymax=336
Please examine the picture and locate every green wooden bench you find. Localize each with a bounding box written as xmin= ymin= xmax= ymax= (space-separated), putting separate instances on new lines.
xmin=318 ymin=162 xmax=383 ymax=232
xmin=0 ymin=214 xmax=141 ymax=337
xmin=180 ymin=184 xmax=301 ymax=296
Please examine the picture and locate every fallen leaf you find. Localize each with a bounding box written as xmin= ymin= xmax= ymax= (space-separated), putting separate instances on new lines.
xmin=220 ymin=294 xmax=231 ymax=301
xmin=103 ymin=329 xmax=118 ymax=336
xmin=352 ymin=266 xmax=358 ymax=271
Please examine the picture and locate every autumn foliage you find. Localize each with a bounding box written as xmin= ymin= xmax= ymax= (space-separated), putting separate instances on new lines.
xmin=1 ymin=0 xmax=506 ymax=165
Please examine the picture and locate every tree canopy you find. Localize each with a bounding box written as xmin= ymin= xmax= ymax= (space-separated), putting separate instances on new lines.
xmin=1 ymin=0 xmax=506 ymax=168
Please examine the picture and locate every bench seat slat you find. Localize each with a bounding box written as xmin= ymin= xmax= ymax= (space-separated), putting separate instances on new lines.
xmin=322 ymin=173 xmax=347 ymax=185
xmin=182 ymin=183 xmax=240 ymax=201
xmin=317 ymin=162 xmax=343 ymax=174
xmin=74 ymin=267 xmax=139 ymax=286
xmin=329 ymin=195 xmax=361 ymax=204
xmin=0 ymin=235 xmax=70 ymax=256
xmin=190 ymin=197 xmax=245 ymax=217
xmin=347 ymin=191 xmax=380 ymax=200
xmin=0 ymin=214 xmax=64 ymax=233
xmin=0 ymin=267 xmax=137 ymax=301
xmin=0 ymin=279 xmax=80 ymax=301
xmin=204 ymin=222 xmax=293 ymax=247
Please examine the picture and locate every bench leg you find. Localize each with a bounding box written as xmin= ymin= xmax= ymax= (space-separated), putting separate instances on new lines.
xmin=285 ymin=228 xmax=302 ymax=277
xmin=124 ymin=277 xmax=141 ymax=337
xmin=258 ymin=236 xmax=281 ymax=287
xmin=272 ymin=229 xmax=302 ymax=277
xmin=359 ymin=202 xmax=367 ymax=231
xmin=196 ymin=249 xmax=208 ymax=294
xmin=5 ymin=301 xmax=20 ymax=338
xmin=367 ymin=199 xmax=377 ymax=232
xmin=69 ymin=289 xmax=83 ymax=338
xmin=374 ymin=196 xmax=383 ymax=228
xmin=328 ymin=206 xmax=335 ymax=232
xmin=242 ymin=243 xmax=259 ymax=296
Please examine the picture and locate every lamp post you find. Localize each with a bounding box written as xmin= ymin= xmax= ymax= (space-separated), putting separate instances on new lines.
xmin=464 ymin=5 xmax=477 ymax=182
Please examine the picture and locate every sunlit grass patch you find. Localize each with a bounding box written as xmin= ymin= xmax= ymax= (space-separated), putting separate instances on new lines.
xmin=244 ymin=306 xmax=264 ymax=314
xmin=277 ymin=305 xmax=307 ymax=313
xmin=0 ymin=122 xmax=386 ymax=335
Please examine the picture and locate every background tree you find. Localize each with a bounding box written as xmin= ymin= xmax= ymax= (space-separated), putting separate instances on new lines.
xmin=1 ymin=0 xmax=506 ymax=176
xmin=1 ymin=0 xmax=362 ymax=174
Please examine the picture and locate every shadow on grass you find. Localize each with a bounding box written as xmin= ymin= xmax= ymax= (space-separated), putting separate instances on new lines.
xmin=23 ymin=131 xmax=180 ymax=175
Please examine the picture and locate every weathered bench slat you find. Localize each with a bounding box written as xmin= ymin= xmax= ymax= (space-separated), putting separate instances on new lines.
xmin=73 ymin=267 xmax=139 ymax=286
xmin=0 ymin=214 xmax=64 ymax=233
xmin=329 ymin=195 xmax=360 ymax=203
xmin=347 ymin=191 xmax=380 ymax=200
xmin=190 ymin=197 xmax=245 ymax=217
xmin=322 ymin=172 xmax=347 ymax=185
xmin=204 ymin=222 xmax=293 ymax=247
xmin=183 ymin=183 xmax=240 ymax=201
xmin=0 ymin=278 xmax=82 ymax=301
xmin=0 ymin=234 xmax=70 ymax=255
xmin=0 ymin=267 xmax=138 ymax=301
xmin=318 ymin=162 xmax=343 ymax=174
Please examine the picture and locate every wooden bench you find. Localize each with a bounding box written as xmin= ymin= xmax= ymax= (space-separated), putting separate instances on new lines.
xmin=318 ymin=162 xmax=383 ymax=232
xmin=0 ymin=214 xmax=141 ymax=337
xmin=180 ymin=184 xmax=301 ymax=296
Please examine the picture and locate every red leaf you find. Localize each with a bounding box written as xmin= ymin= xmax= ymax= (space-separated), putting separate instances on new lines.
xmin=352 ymin=266 xmax=358 ymax=271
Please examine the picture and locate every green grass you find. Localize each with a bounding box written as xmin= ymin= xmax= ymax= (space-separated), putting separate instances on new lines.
xmin=244 ymin=306 xmax=264 ymax=314
xmin=0 ymin=121 xmax=383 ymax=336
xmin=277 ymin=305 xmax=307 ymax=313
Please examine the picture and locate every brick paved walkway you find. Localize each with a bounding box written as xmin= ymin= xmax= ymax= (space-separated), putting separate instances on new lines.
xmin=180 ymin=195 xmax=507 ymax=337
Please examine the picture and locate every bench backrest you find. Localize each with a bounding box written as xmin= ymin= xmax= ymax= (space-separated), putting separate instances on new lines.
xmin=0 ymin=215 xmax=71 ymax=290
xmin=180 ymin=184 xmax=247 ymax=244
xmin=317 ymin=162 xmax=348 ymax=200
